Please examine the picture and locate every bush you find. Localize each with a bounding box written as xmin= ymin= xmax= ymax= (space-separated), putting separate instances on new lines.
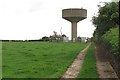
xmin=102 ymin=25 xmax=119 ymax=56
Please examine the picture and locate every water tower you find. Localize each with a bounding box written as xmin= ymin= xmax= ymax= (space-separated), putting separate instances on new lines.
xmin=62 ymin=8 xmax=87 ymax=42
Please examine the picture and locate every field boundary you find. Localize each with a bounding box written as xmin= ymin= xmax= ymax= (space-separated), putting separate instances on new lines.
xmin=95 ymin=44 xmax=119 ymax=79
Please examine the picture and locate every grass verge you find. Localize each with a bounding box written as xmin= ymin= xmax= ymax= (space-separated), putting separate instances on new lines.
xmin=78 ymin=43 xmax=98 ymax=78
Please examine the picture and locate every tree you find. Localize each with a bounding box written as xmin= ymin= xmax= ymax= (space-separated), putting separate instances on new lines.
xmin=77 ymin=36 xmax=81 ymax=42
xmin=92 ymin=2 xmax=119 ymax=37
xmin=62 ymin=34 xmax=66 ymax=37
xmin=42 ymin=36 xmax=49 ymax=41
xmin=53 ymin=31 xmax=57 ymax=37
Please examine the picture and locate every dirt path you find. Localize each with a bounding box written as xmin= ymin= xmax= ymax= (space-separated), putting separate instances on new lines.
xmin=95 ymin=44 xmax=119 ymax=80
xmin=61 ymin=43 xmax=91 ymax=79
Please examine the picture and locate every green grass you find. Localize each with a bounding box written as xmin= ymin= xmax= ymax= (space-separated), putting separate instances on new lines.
xmin=2 ymin=42 xmax=86 ymax=78
xmin=78 ymin=43 xmax=98 ymax=78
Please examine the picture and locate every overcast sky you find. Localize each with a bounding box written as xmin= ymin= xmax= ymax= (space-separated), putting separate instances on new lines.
xmin=0 ymin=0 xmax=112 ymax=40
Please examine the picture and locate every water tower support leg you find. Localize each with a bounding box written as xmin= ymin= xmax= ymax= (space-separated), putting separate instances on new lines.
xmin=71 ymin=22 xmax=77 ymax=42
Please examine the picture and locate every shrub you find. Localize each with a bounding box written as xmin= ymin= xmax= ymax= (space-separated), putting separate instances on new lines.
xmin=102 ymin=25 xmax=119 ymax=56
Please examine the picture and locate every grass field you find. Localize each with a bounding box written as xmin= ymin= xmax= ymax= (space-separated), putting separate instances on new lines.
xmin=78 ymin=43 xmax=98 ymax=78
xmin=2 ymin=42 xmax=86 ymax=78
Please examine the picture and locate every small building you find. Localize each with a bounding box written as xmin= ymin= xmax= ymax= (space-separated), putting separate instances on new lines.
xmin=81 ymin=37 xmax=87 ymax=42
xmin=63 ymin=37 xmax=69 ymax=42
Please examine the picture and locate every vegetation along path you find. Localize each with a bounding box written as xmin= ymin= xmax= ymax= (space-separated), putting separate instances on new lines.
xmin=61 ymin=43 xmax=91 ymax=78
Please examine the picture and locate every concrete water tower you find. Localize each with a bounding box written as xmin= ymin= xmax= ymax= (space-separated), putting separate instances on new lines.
xmin=62 ymin=8 xmax=87 ymax=42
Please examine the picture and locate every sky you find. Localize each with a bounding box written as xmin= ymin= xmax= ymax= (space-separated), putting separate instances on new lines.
xmin=0 ymin=0 xmax=113 ymax=40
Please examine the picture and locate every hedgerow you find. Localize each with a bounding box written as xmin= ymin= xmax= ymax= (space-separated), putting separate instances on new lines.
xmin=102 ymin=25 xmax=119 ymax=56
